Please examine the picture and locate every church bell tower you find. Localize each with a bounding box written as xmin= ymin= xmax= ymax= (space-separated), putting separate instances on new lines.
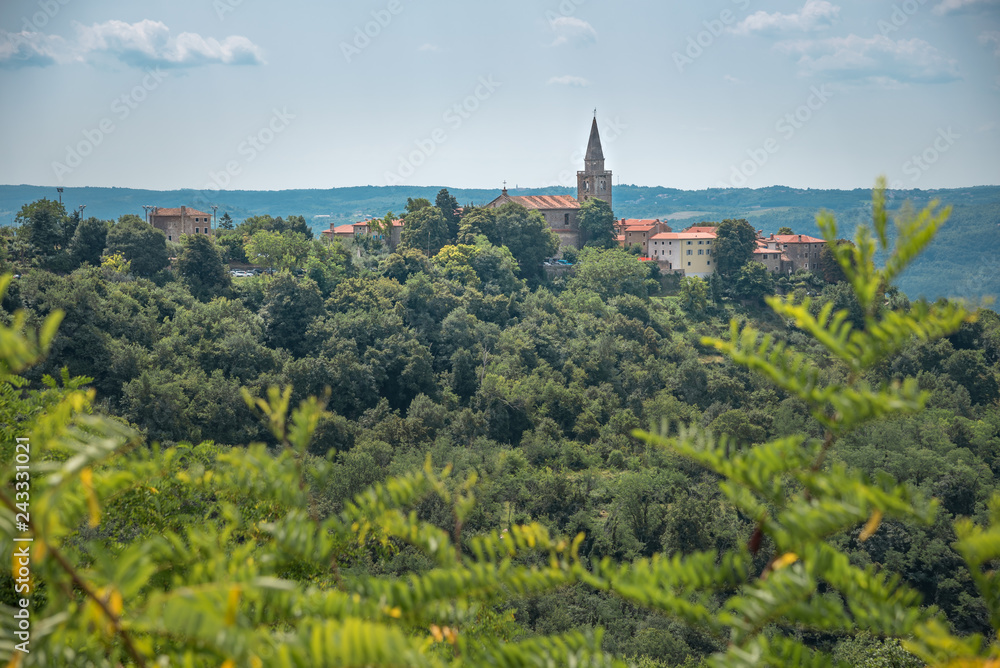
xmin=577 ymin=116 xmax=612 ymax=210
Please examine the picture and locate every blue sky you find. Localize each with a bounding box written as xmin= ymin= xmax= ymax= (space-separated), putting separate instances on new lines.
xmin=1 ymin=0 xmax=997 ymax=192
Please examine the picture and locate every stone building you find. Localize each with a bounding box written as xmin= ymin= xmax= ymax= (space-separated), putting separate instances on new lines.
xmin=148 ymin=206 xmax=213 ymax=242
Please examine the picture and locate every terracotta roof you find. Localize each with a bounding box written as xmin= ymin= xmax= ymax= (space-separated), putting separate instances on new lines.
xmin=682 ymin=225 xmax=718 ymax=234
xmin=624 ymin=225 xmax=656 ymax=232
xmin=151 ymin=207 xmax=212 ymax=218
xmin=333 ymin=224 xmax=357 ymax=234
xmin=650 ymin=231 xmax=716 ymax=240
xmin=508 ymin=195 xmax=580 ymax=210
xmin=771 ymin=234 xmax=825 ymax=244
xmin=621 ymin=218 xmax=662 ymax=228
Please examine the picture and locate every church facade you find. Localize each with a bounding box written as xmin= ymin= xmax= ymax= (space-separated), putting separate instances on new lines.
xmin=485 ymin=117 xmax=612 ymax=251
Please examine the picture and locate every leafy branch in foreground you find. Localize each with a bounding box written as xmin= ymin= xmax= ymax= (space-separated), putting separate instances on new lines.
xmin=612 ymin=178 xmax=996 ymax=667
xmin=0 ymin=278 xmax=620 ymax=666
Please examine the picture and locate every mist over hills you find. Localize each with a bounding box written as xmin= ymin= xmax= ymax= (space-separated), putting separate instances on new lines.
xmin=2 ymin=183 xmax=997 ymax=302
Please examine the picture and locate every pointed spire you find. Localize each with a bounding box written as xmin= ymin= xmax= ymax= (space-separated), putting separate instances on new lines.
xmin=585 ymin=117 xmax=604 ymax=163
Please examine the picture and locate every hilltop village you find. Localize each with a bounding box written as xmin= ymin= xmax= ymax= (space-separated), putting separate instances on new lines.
xmin=310 ymin=118 xmax=827 ymax=279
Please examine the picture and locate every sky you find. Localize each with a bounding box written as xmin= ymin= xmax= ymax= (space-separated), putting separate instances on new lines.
xmin=0 ymin=0 xmax=998 ymax=192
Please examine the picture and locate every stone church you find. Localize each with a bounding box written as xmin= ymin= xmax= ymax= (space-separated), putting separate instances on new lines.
xmin=485 ymin=117 xmax=612 ymax=250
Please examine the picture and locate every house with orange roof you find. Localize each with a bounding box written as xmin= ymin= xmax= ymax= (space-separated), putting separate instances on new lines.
xmin=649 ymin=230 xmax=717 ymax=277
xmin=618 ymin=219 xmax=672 ymax=255
xmin=321 ymin=218 xmax=404 ymax=250
xmin=147 ymin=206 xmax=213 ymax=242
xmin=759 ymin=233 xmax=826 ymax=273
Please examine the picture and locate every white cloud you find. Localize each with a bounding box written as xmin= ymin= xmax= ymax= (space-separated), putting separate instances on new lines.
xmin=0 ymin=31 xmax=72 ymax=68
xmin=933 ymin=0 xmax=1000 ymax=15
xmin=0 ymin=19 xmax=264 ymax=69
xmin=547 ymin=74 xmax=590 ymax=87
xmin=732 ymin=0 xmax=840 ymax=35
xmin=418 ymin=43 xmax=442 ymax=52
xmin=981 ymin=30 xmax=1000 ymax=57
xmin=549 ymin=17 xmax=597 ymax=47
xmin=777 ymin=34 xmax=960 ymax=85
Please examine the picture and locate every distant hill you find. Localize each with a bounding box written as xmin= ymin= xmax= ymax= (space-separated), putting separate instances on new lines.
xmin=2 ymin=183 xmax=998 ymax=301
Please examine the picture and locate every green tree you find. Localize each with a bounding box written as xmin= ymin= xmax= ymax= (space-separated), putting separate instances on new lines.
xmin=492 ymin=202 xmax=559 ymax=280
xmin=435 ymin=188 xmax=462 ymax=240
xmin=578 ymin=198 xmax=617 ymax=248
xmin=259 ymin=272 xmax=324 ymax=356
xmin=615 ymin=179 xmax=976 ymax=666
xmin=405 ymin=197 xmax=432 ymax=213
xmin=713 ymin=218 xmax=757 ymax=280
xmin=218 ymin=211 xmax=235 ymax=229
xmin=731 ymin=261 xmax=775 ymax=304
xmin=16 ymin=198 xmax=68 ymax=259
xmin=678 ymin=276 xmax=708 ymax=314
xmin=176 ymin=233 xmax=231 ymax=301
xmin=820 ymin=239 xmax=854 ymax=283
xmin=777 ymin=226 xmax=794 ymax=235
xmin=569 ymin=247 xmax=651 ymax=300
xmin=68 ymin=217 xmax=109 ymax=268
xmin=245 ymin=230 xmax=311 ymax=270
xmin=104 ymin=215 xmax=169 ymax=276
xmin=401 ymin=206 xmax=450 ymax=256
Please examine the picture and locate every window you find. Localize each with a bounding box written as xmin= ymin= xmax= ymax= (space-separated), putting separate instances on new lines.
xmin=698 ymin=240 xmax=703 ymax=245
xmin=686 ymin=249 xmax=692 ymax=255
xmin=687 ymin=262 xmax=691 ymax=266
xmin=195 ymin=227 xmax=200 ymax=234
xmin=707 ymin=261 xmax=711 ymax=265
xmin=687 ymin=241 xmax=692 ymax=245
xmin=698 ymin=249 xmax=704 ymax=255
xmin=168 ymin=235 xmax=172 ymax=241
xmin=564 ymin=213 xmax=569 ymax=226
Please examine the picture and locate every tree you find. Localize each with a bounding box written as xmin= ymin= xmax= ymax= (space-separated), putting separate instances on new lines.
xmin=68 ymin=217 xmax=109 ymax=268
xmin=569 ymin=247 xmax=651 ymax=300
xmin=678 ymin=276 xmax=708 ymax=314
xmin=492 ymin=202 xmax=559 ymax=280
xmin=405 ymin=197 xmax=432 ymax=213
xmin=732 ymin=261 xmax=775 ymax=304
xmin=218 ymin=212 xmax=235 ymax=229
xmin=713 ymin=218 xmax=757 ymax=280
xmin=16 ymin=198 xmax=67 ymax=259
xmin=245 ymin=230 xmax=311 ymax=270
xmin=621 ymin=179 xmax=978 ymax=666
xmin=820 ymin=239 xmax=854 ymax=283
xmin=176 ymin=233 xmax=230 ymax=301
xmin=400 ymin=206 xmax=450 ymax=256
xmin=578 ymin=198 xmax=617 ymax=248
xmin=259 ymin=272 xmax=324 ymax=356
xmin=104 ymin=215 xmax=169 ymax=276
xmin=435 ymin=188 xmax=461 ymax=240
xmin=777 ymin=226 xmax=794 ymax=235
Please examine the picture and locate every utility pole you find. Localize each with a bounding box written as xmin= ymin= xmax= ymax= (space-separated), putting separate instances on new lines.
xmin=142 ymin=205 xmax=154 ymax=225
xmin=56 ymin=187 xmax=63 ymax=205
xmin=211 ymin=205 xmax=218 ymax=232
xmin=78 ymin=204 xmax=86 ymax=219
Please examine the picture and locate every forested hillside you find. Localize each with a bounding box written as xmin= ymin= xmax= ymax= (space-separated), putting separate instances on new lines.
xmin=2 ymin=186 xmax=1000 ymax=666
xmin=2 ymin=183 xmax=997 ymax=300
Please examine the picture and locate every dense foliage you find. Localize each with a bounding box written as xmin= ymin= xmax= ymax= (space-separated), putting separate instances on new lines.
xmin=1 ymin=182 xmax=999 ymax=666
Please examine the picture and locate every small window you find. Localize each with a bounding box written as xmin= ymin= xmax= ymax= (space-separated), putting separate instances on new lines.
xmin=195 ymin=227 xmax=200 ymax=234
xmin=687 ymin=262 xmax=691 ymax=266
xmin=698 ymin=249 xmax=704 ymax=255
xmin=168 ymin=235 xmax=172 ymax=241
xmin=686 ymin=249 xmax=692 ymax=255
xmin=707 ymin=261 xmax=711 ymax=265
xmin=564 ymin=213 xmax=570 ymax=226
xmin=698 ymin=240 xmax=703 ymax=245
